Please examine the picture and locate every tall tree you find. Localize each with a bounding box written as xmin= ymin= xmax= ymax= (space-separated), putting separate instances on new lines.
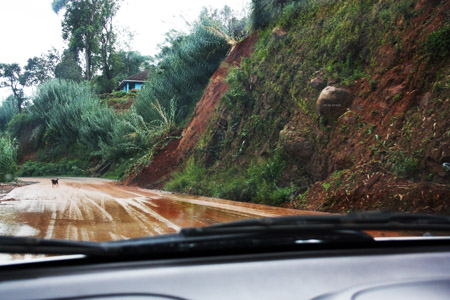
xmin=24 ymin=49 xmax=60 ymax=85
xmin=0 ymin=64 xmax=27 ymax=113
xmin=52 ymin=0 xmax=120 ymax=81
xmin=99 ymin=0 xmax=119 ymax=82
xmin=1 ymin=50 xmax=59 ymax=113
xmin=116 ymin=51 xmax=152 ymax=77
xmin=55 ymin=50 xmax=83 ymax=82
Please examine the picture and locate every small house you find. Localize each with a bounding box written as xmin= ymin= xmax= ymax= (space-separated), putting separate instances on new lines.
xmin=118 ymin=70 xmax=149 ymax=93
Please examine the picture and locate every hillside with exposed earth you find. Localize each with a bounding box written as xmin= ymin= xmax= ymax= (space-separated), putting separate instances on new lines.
xmin=132 ymin=0 xmax=450 ymax=214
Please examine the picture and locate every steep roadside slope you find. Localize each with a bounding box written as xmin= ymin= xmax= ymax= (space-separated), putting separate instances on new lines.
xmin=134 ymin=35 xmax=258 ymax=188
xmin=136 ymin=0 xmax=450 ymax=214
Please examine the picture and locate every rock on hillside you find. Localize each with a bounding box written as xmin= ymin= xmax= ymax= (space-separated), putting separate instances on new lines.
xmin=316 ymin=86 xmax=352 ymax=119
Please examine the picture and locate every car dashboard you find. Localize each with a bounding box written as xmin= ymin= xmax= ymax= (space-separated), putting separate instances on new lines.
xmin=0 ymin=241 xmax=450 ymax=300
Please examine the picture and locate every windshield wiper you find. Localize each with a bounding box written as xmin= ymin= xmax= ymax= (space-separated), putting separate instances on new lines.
xmin=181 ymin=212 xmax=450 ymax=236
xmin=0 ymin=236 xmax=106 ymax=256
xmin=0 ymin=212 xmax=449 ymax=257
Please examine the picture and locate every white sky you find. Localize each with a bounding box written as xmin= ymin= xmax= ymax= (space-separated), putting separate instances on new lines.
xmin=0 ymin=0 xmax=250 ymax=102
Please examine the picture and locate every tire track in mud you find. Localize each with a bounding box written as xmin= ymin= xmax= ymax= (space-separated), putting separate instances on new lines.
xmin=0 ymin=177 xmax=313 ymax=243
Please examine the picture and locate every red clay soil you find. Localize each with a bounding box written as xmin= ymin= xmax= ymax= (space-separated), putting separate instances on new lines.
xmin=135 ymin=34 xmax=258 ymax=188
xmin=177 ymin=34 xmax=259 ymax=156
xmin=134 ymin=138 xmax=181 ymax=188
xmin=286 ymin=0 xmax=450 ymax=214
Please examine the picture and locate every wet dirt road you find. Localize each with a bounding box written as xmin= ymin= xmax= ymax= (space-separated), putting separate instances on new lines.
xmin=0 ymin=177 xmax=320 ymax=243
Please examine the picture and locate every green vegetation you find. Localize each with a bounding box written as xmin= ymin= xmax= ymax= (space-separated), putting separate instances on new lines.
xmin=169 ymin=0 xmax=444 ymax=206
xmin=0 ymin=136 xmax=17 ymax=182
xmin=165 ymin=151 xmax=294 ymax=206
xmin=0 ymin=5 xmax=246 ymax=183
xmin=426 ymin=26 xmax=450 ymax=61
xmin=388 ymin=151 xmax=419 ymax=178
xmin=0 ymin=96 xmax=18 ymax=131
xmin=32 ymin=80 xmax=112 ymax=148
xmin=52 ymin=0 xmax=119 ymax=82
xmin=18 ymin=158 xmax=89 ymax=177
xmin=98 ymin=90 xmax=136 ymax=112
xmin=134 ymin=12 xmax=232 ymax=125
xmin=1 ymin=0 xmax=446 ymax=210
xmin=25 ymin=79 xmax=159 ymax=178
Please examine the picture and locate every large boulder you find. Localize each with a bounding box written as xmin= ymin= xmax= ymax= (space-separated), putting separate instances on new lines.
xmin=279 ymin=126 xmax=314 ymax=162
xmin=316 ymin=86 xmax=352 ymax=118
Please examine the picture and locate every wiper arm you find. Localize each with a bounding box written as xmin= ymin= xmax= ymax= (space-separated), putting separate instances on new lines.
xmin=0 ymin=234 xmax=186 ymax=257
xmin=0 ymin=236 xmax=107 ymax=256
xmin=181 ymin=212 xmax=450 ymax=236
xmin=0 ymin=230 xmax=373 ymax=258
xmin=1 ymin=213 xmax=449 ymax=257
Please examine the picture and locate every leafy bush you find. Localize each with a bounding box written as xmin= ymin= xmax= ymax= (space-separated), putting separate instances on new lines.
xmin=33 ymin=80 xmax=99 ymax=147
xmin=164 ymin=160 xmax=211 ymax=195
xmin=388 ymin=151 xmax=419 ymax=178
xmin=32 ymin=79 xmax=119 ymax=156
xmin=7 ymin=113 xmax=34 ymax=136
xmin=249 ymin=0 xmax=314 ymax=31
xmin=426 ymin=26 xmax=450 ymax=60
xmin=0 ymin=136 xmax=17 ymax=182
xmin=165 ymin=151 xmax=293 ymax=206
xmin=112 ymin=90 xmax=127 ymax=98
xmin=18 ymin=158 xmax=89 ymax=177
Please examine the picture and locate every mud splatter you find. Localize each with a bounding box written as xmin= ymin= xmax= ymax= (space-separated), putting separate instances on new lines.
xmin=0 ymin=177 xmax=314 ymax=243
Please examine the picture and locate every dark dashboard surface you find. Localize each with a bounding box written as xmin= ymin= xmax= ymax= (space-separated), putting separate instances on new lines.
xmin=1 ymin=245 xmax=450 ymax=300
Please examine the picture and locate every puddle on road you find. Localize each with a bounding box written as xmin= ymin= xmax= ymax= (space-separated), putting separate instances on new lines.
xmin=0 ymin=178 xmax=269 ymax=243
xmin=0 ymin=177 xmax=308 ymax=261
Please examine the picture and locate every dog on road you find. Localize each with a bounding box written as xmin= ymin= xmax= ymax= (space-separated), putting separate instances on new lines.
xmin=51 ymin=178 xmax=59 ymax=187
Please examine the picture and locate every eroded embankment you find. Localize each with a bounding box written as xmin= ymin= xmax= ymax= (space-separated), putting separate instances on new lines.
xmin=135 ymin=34 xmax=258 ymax=188
xmin=132 ymin=0 xmax=450 ymax=214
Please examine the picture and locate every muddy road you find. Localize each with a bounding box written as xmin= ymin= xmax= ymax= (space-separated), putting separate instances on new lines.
xmin=0 ymin=177 xmax=319 ymax=243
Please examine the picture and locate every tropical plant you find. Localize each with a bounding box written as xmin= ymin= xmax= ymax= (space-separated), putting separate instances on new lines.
xmin=33 ymin=79 xmax=103 ymax=147
xmin=134 ymin=10 xmax=231 ymax=125
xmin=78 ymin=101 xmax=116 ymax=151
xmin=0 ymin=135 xmax=17 ymax=182
xmin=99 ymin=110 xmax=154 ymax=161
xmin=0 ymin=95 xmax=18 ymax=131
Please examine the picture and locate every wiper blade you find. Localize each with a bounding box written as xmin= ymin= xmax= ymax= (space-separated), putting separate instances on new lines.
xmin=0 ymin=234 xmax=184 ymax=257
xmin=0 ymin=230 xmax=373 ymax=257
xmin=1 ymin=213 xmax=448 ymax=257
xmin=0 ymin=236 xmax=106 ymax=256
xmin=181 ymin=212 xmax=450 ymax=236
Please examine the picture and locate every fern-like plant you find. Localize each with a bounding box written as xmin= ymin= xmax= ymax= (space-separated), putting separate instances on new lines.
xmin=0 ymin=135 xmax=17 ymax=182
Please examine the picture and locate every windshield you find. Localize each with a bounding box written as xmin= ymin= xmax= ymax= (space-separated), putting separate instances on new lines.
xmin=0 ymin=0 xmax=449 ymax=260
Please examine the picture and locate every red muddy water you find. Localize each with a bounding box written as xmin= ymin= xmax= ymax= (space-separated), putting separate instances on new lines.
xmin=0 ymin=177 xmax=320 ymax=243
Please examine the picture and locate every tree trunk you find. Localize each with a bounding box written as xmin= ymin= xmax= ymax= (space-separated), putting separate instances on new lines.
xmin=10 ymin=85 xmax=22 ymax=114
xmin=16 ymin=98 xmax=22 ymax=114
xmin=85 ymin=48 xmax=91 ymax=81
